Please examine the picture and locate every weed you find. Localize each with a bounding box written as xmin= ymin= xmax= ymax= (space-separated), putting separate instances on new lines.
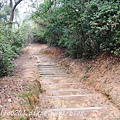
xmin=20 ymin=117 xmax=24 ymax=120
xmin=85 ymin=64 xmax=92 ymax=72
xmin=81 ymin=73 xmax=90 ymax=80
xmin=39 ymin=88 xmax=46 ymax=93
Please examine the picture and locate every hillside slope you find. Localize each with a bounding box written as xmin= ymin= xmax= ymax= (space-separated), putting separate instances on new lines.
xmin=42 ymin=47 xmax=120 ymax=110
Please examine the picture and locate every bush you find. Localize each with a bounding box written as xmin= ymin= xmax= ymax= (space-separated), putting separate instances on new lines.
xmin=0 ymin=43 xmax=14 ymax=76
xmin=111 ymin=28 xmax=120 ymax=55
xmin=32 ymin=0 xmax=120 ymax=58
xmin=0 ymin=24 xmax=24 ymax=77
xmin=33 ymin=32 xmax=47 ymax=44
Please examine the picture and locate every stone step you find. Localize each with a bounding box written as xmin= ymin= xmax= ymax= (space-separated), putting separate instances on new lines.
xmin=45 ymin=94 xmax=92 ymax=98
xmin=38 ymin=63 xmax=57 ymax=66
xmin=46 ymin=89 xmax=86 ymax=96
xmin=40 ymin=73 xmax=66 ymax=76
xmin=40 ymin=79 xmax=73 ymax=81
xmin=39 ymin=71 xmax=64 ymax=74
xmin=42 ymin=82 xmax=79 ymax=85
xmin=41 ymin=76 xmax=68 ymax=78
xmin=44 ymin=107 xmax=102 ymax=112
xmin=38 ymin=65 xmax=63 ymax=68
xmin=47 ymin=89 xmax=82 ymax=92
xmin=38 ymin=66 xmax=61 ymax=70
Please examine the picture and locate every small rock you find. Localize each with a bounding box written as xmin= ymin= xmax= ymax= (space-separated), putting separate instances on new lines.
xmin=4 ymin=85 xmax=8 ymax=88
xmin=20 ymin=98 xmax=26 ymax=104
xmin=93 ymin=104 xmax=99 ymax=107
xmin=54 ymin=106 xmax=59 ymax=109
xmin=8 ymin=98 xmax=12 ymax=103
xmin=0 ymin=105 xmax=3 ymax=108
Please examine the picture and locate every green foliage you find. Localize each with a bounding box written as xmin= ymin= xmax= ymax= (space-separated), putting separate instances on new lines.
xmin=32 ymin=0 xmax=120 ymax=58
xmin=88 ymin=1 xmax=120 ymax=55
xmin=19 ymin=117 xmax=25 ymax=120
xmin=33 ymin=31 xmax=47 ymax=44
xmin=110 ymin=28 xmax=120 ymax=55
xmin=0 ymin=23 xmax=24 ymax=77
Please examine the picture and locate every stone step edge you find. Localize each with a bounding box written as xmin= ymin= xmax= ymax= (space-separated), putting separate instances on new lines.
xmin=44 ymin=107 xmax=102 ymax=112
xmin=45 ymin=94 xmax=92 ymax=98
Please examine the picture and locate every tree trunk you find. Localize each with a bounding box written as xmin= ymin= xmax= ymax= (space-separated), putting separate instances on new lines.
xmin=9 ymin=0 xmax=23 ymax=26
xmin=10 ymin=0 xmax=13 ymax=8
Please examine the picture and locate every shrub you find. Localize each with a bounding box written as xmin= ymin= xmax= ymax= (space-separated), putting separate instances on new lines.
xmin=33 ymin=32 xmax=47 ymax=44
xmin=0 ymin=24 xmax=24 ymax=77
xmin=111 ymin=28 xmax=120 ymax=55
xmin=32 ymin=0 xmax=120 ymax=58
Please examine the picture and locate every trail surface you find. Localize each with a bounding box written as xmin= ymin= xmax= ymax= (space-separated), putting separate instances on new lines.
xmin=0 ymin=44 xmax=120 ymax=120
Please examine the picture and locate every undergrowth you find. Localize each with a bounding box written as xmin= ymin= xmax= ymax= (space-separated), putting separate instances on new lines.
xmin=0 ymin=23 xmax=24 ymax=77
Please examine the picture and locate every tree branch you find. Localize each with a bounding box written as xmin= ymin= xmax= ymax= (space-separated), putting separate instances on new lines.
xmin=9 ymin=0 xmax=23 ymax=25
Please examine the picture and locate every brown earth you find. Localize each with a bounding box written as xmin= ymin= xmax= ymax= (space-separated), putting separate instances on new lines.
xmin=50 ymin=48 xmax=120 ymax=110
xmin=0 ymin=44 xmax=120 ymax=120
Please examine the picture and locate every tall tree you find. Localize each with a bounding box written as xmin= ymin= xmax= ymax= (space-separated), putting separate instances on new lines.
xmin=9 ymin=0 xmax=23 ymax=25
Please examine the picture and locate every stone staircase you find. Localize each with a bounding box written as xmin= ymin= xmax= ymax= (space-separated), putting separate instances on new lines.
xmin=37 ymin=62 xmax=102 ymax=120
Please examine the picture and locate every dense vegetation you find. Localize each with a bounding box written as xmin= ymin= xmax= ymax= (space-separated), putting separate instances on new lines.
xmin=0 ymin=0 xmax=120 ymax=77
xmin=0 ymin=23 xmax=24 ymax=77
xmin=0 ymin=0 xmax=24 ymax=77
xmin=32 ymin=0 xmax=120 ymax=58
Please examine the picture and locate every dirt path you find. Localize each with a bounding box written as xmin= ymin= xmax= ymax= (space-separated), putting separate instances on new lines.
xmin=0 ymin=44 xmax=120 ymax=120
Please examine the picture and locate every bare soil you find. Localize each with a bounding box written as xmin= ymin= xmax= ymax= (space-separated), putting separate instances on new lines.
xmin=0 ymin=44 xmax=120 ymax=120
